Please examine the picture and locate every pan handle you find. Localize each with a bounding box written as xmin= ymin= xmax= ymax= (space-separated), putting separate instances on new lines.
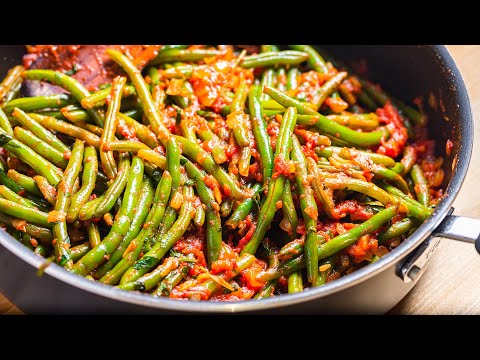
xmin=400 ymin=211 xmax=480 ymax=283
xmin=432 ymin=215 xmax=480 ymax=253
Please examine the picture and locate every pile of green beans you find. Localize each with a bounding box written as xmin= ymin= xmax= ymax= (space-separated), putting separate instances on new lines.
xmin=0 ymin=45 xmax=444 ymax=302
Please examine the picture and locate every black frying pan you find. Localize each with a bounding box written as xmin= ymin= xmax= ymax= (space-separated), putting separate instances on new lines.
xmin=0 ymin=45 xmax=478 ymax=314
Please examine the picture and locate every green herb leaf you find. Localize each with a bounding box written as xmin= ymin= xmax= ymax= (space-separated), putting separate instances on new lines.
xmin=58 ymin=253 xmax=72 ymax=266
xmin=133 ymin=256 xmax=158 ymax=270
xmin=65 ymin=63 xmax=79 ymax=75
xmin=0 ymin=133 xmax=12 ymax=146
xmin=183 ymin=178 xmax=195 ymax=186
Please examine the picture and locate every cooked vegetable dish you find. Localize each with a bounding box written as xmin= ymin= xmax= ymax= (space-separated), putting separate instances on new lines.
xmin=0 ymin=45 xmax=445 ymax=300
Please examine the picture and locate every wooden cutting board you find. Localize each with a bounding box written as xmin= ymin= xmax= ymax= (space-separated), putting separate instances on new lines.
xmin=2 ymin=45 xmax=480 ymax=315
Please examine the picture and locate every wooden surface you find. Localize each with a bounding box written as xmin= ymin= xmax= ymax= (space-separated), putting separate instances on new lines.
xmin=1 ymin=45 xmax=480 ymax=315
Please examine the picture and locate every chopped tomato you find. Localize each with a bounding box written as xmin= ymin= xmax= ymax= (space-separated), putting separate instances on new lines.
xmin=376 ymin=102 xmax=408 ymax=158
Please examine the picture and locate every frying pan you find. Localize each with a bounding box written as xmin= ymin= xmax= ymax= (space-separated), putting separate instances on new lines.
xmin=0 ymin=45 xmax=478 ymax=314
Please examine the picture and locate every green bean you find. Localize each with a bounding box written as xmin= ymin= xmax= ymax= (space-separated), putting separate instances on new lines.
xmin=34 ymin=243 xmax=50 ymax=257
xmin=281 ymin=179 xmax=298 ymax=237
xmin=33 ymin=175 xmax=57 ymax=206
xmin=188 ymin=253 xmax=256 ymax=300
xmin=167 ymin=136 xmax=181 ymax=191
xmin=315 ymin=257 xmax=334 ymax=286
xmin=1 ymin=76 xmax=22 ymax=106
xmin=81 ymin=85 xmax=136 ymax=109
xmin=228 ymin=80 xmax=250 ymax=147
xmin=28 ymin=113 xmax=101 ymax=148
xmin=401 ymin=146 xmax=416 ymax=175
xmin=314 ymin=146 xmax=396 ymax=168
xmin=120 ymin=187 xmax=195 ymax=284
xmin=254 ymin=242 xmax=280 ymax=299
xmin=90 ymin=159 xmax=130 ymax=219
xmin=194 ymin=205 xmax=206 ymax=227
xmin=0 ymin=127 xmax=62 ymax=186
xmin=106 ymin=49 xmax=172 ymax=145
xmin=66 ymin=146 xmax=98 ymax=223
xmin=20 ymin=233 xmax=35 ymax=250
xmin=0 ymin=169 xmax=24 ymax=194
xmin=3 ymin=94 xmax=75 ymax=114
xmin=22 ymin=69 xmax=105 ymax=127
xmin=326 ymin=113 xmax=380 ymax=131
xmin=359 ymin=79 xmax=389 ymax=107
xmin=82 ymin=124 xmax=102 ymax=137
xmin=378 ymin=217 xmax=418 ymax=244
xmin=287 ymin=271 xmax=303 ymax=293
xmin=289 ymin=45 xmax=328 ymax=74
xmin=261 ymin=45 xmax=279 ymax=52
xmin=291 ymin=135 xmax=319 ymax=284
xmin=60 ymin=105 xmax=91 ymax=123
xmin=155 ymin=206 xmax=178 ymax=240
xmin=241 ymin=51 xmax=309 ymax=69
xmin=0 ymin=109 xmax=13 ymax=136
xmin=264 ymin=86 xmax=384 ymax=147
xmin=87 ymin=222 xmax=101 ymax=248
xmin=249 ymin=85 xmax=274 ymax=182
xmin=257 ymin=254 xmax=306 ymax=282
xmin=117 ymin=257 xmax=179 ymax=291
xmin=103 ymin=140 xmax=150 ymax=153
xmin=359 ymin=79 xmax=425 ymax=126
xmin=100 ymin=76 xmax=126 ymax=179
xmin=371 ymin=164 xmax=410 ymax=194
xmin=117 ymin=113 xmax=159 ymax=149
xmin=392 ymin=98 xmax=425 ymax=126
xmin=154 ymin=265 xmax=189 ymax=297
xmin=13 ymin=127 xmax=68 ymax=169
xmin=318 ymin=207 xmax=397 ymax=258
xmin=258 ymin=207 xmax=397 ymax=282
xmin=69 ymin=242 xmax=91 ymax=263
xmin=279 ymin=238 xmax=304 ymax=261
xmin=0 ymin=213 xmax=53 ymax=243
xmin=53 ymin=139 xmax=84 ymax=269
xmin=94 ymin=176 xmax=154 ymax=279
xmin=174 ymin=135 xmax=249 ymax=200
xmin=276 ymin=67 xmax=287 ymax=92
xmin=36 ymin=110 xmax=67 ymax=120
xmin=329 ymin=178 xmax=432 ymax=221
xmin=150 ymin=49 xmax=221 ymax=65
xmin=410 ymin=164 xmax=430 ymax=206
xmin=12 ymin=108 xmax=70 ymax=155
xmin=287 ymin=68 xmax=299 ymax=91
xmin=313 ymin=72 xmax=348 ymax=111
xmin=220 ymin=198 xmax=233 ymax=218
xmin=78 ymin=195 xmax=103 ymax=221
xmin=391 ymin=162 xmax=405 ymax=174
xmin=137 ymin=149 xmax=167 ymax=170
xmin=161 ymin=64 xmax=197 ymax=79
xmin=171 ymin=80 xmax=193 ymax=109
xmin=72 ymin=156 xmax=144 ymax=276
xmin=242 ymin=107 xmax=297 ymax=255
xmin=238 ymin=146 xmax=251 ymax=178
xmin=225 ymin=183 xmax=262 ymax=230
xmin=0 ymin=185 xmax=36 ymax=208
xmin=180 ymin=118 xmax=197 ymax=143
xmin=357 ymin=92 xmax=378 ymax=111
xmin=100 ymin=171 xmax=172 ymax=285
xmin=185 ymin=161 xmax=222 ymax=267
xmin=195 ymin=116 xmax=227 ymax=164
xmin=0 ymin=65 xmax=24 ymax=102
xmin=258 ymin=46 xmax=277 ymax=101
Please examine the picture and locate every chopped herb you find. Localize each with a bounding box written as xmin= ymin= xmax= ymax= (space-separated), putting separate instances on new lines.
xmin=133 ymin=256 xmax=158 ymax=270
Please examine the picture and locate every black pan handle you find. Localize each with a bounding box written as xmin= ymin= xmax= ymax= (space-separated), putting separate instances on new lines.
xmin=400 ymin=211 xmax=480 ymax=283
